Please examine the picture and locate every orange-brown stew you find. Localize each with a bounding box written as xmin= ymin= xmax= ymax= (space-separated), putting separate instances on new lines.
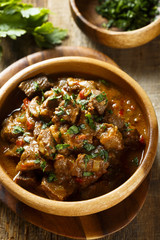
xmin=0 ymin=75 xmax=146 ymax=201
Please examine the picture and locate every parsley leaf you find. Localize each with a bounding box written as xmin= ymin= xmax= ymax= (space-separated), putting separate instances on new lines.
xmin=96 ymin=92 xmax=108 ymax=103
xmin=67 ymin=125 xmax=79 ymax=135
xmin=83 ymin=171 xmax=93 ymax=177
xmin=56 ymin=144 xmax=70 ymax=150
xmin=85 ymin=113 xmax=96 ymax=130
xmin=16 ymin=147 xmax=24 ymax=154
xmin=13 ymin=125 xmax=24 ymax=134
xmin=96 ymin=0 xmax=159 ymax=31
xmin=83 ymin=140 xmax=95 ymax=152
xmin=47 ymin=172 xmax=57 ymax=183
xmin=132 ymin=157 xmax=139 ymax=166
xmin=40 ymin=161 xmax=47 ymax=172
xmin=0 ymin=0 xmax=67 ymax=59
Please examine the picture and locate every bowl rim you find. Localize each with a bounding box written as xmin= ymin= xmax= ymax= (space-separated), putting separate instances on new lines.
xmin=0 ymin=56 xmax=158 ymax=216
xmin=69 ymin=0 xmax=160 ymax=48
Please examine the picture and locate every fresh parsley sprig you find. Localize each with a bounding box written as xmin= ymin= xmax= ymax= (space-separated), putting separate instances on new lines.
xmin=0 ymin=0 xmax=67 ymax=59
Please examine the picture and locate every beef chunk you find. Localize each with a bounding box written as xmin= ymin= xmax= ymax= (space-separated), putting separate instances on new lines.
xmin=13 ymin=171 xmax=38 ymax=189
xmin=41 ymin=154 xmax=77 ymax=200
xmin=67 ymin=78 xmax=96 ymax=92
xmin=96 ymin=123 xmax=124 ymax=151
xmin=37 ymin=128 xmax=56 ymax=159
xmin=88 ymin=90 xmax=108 ymax=115
xmin=39 ymin=94 xmax=60 ymax=120
xmin=19 ymin=74 xmax=53 ymax=97
xmin=1 ymin=113 xmax=25 ymax=142
xmin=104 ymin=112 xmax=125 ymax=131
xmin=16 ymin=140 xmax=52 ymax=172
xmin=58 ymin=124 xmax=93 ymax=151
xmin=28 ymin=96 xmax=41 ymax=118
xmin=123 ymin=128 xmax=140 ymax=149
xmin=52 ymin=100 xmax=80 ymax=124
xmin=33 ymin=121 xmax=43 ymax=138
xmin=41 ymin=178 xmax=75 ymax=201
xmin=50 ymin=124 xmax=61 ymax=143
xmin=54 ymin=154 xmax=75 ymax=182
xmin=72 ymin=153 xmax=109 ymax=188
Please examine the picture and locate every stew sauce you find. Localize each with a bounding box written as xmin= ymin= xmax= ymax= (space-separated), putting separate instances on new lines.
xmin=0 ymin=75 xmax=146 ymax=201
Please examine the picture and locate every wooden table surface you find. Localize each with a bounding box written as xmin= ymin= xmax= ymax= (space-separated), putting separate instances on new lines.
xmin=0 ymin=0 xmax=160 ymax=239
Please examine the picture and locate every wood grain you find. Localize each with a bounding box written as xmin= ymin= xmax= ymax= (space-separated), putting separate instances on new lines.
xmin=0 ymin=0 xmax=160 ymax=239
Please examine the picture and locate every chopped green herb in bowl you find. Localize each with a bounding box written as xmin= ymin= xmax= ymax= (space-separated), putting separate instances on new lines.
xmin=96 ymin=0 xmax=159 ymax=31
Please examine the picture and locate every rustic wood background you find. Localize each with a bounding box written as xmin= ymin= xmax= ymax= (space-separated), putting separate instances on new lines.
xmin=0 ymin=0 xmax=160 ymax=239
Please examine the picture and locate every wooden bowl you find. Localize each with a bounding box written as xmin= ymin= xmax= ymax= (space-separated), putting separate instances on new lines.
xmin=69 ymin=0 xmax=160 ymax=48
xmin=0 ymin=57 xmax=158 ymax=234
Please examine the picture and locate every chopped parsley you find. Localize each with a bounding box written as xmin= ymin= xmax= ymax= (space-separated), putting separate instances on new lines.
xmin=79 ymin=124 xmax=85 ymax=130
xmin=132 ymin=157 xmax=139 ymax=166
xmin=47 ymin=172 xmax=57 ymax=183
xmin=41 ymin=121 xmax=52 ymax=129
xmin=96 ymin=0 xmax=159 ymax=31
xmin=56 ymin=144 xmax=70 ymax=150
xmin=108 ymin=109 xmax=113 ymax=114
xmin=99 ymin=79 xmax=109 ymax=86
xmin=83 ymin=140 xmax=95 ymax=152
xmin=77 ymin=99 xmax=89 ymax=110
xmin=63 ymin=94 xmax=71 ymax=106
xmin=67 ymin=125 xmax=79 ymax=135
xmin=99 ymin=149 xmax=109 ymax=162
xmin=124 ymin=122 xmax=134 ymax=132
xmin=34 ymin=159 xmax=40 ymax=164
xmin=13 ymin=126 xmax=24 ymax=134
xmin=83 ymin=171 xmax=93 ymax=177
xmin=16 ymin=147 xmax=24 ymax=154
xmin=55 ymin=107 xmax=65 ymax=116
xmin=85 ymin=113 xmax=96 ymax=130
xmin=40 ymin=161 xmax=47 ymax=172
xmin=49 ymin=95 xmax=62 ymax=101
xmin=33 ymin=81 xmax=39 ymax=91
xmin=96 ymin=92 xmax=108 ymax=104
xmin=53 ymin=88 xmax=62 ymax=94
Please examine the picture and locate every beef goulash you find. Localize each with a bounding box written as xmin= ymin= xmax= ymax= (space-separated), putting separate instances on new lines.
xmin=0 ymin=74 xmax=146 ymax=201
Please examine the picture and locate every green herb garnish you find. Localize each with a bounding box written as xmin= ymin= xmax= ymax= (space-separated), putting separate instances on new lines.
xmin=40 ymin=161 xmax=47 ymax=172
xmin=0 ymin=0 xmax=67 ymax=59
xmin=41 ymin=121 xmax=52 ymax=129
xmin=96 ymin=92 xmax=108 ymax=103
xmin=33 ymin=81 xmax=39 ymax=91
xmin=99 ymin=149 xmax=109 ymax=162
xmin=47 ymin=172 xmax=57 ymax=183
xmin=67 ymin=125 xmax=79 ymax=135
xmin=13 ymin=126 xmax=24 ymax=134
xmin=83 ymin=140 xmax=95 ymax=152
xmin=55 ymin=107 xmax=65 ymax=116
xmin=34 ymin=159 xmax=40 ymax=164
xmin=16 ymin=147 xmax=24 ymax=154
xmin=77 ymin=99 xmax=89 ymax=110
xmin=53 ymin=88 xmax=62 ymax=94
xmin=96 ymin=0 xmax=159 ymax=31
xmin=49 ymin=95 xmax=62 ymax=101
xmin=63 ymin=94 xmax=71 ymax=107
xmin=85 ymin=113 xmax=96 ymax=130
xmin=132 ymin=157 xmax=139 ymax=166
xmin=56 ymin=144 xmax=70 ymax=150
xmin=83 ymin=171 xmax=93 ymax=177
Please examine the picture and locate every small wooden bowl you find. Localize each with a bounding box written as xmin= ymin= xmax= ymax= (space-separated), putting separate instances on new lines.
xmin=0 ymin=57 xmax=158 ymax=236
xmin=70 ymin=0 xmax=160 ymax=48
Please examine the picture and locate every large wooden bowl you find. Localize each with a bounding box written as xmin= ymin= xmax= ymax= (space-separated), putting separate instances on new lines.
xmin=0 ymin=57 xmax=158 ymax=236
xmin=69 ymin=0 xmax=160 ymax=48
